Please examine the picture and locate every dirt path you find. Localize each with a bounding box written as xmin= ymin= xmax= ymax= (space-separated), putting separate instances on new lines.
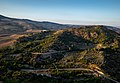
xmin=21 ymin=68 xmax=120 ymax=83
xmin=32 ymin=51 xmax=64 ymax=55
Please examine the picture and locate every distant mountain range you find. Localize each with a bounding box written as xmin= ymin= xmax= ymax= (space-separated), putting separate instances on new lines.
xmin=0 ymin=14 xmax=120 ymax=34
xmin=0 ymin=15 xmax=69 ymax=34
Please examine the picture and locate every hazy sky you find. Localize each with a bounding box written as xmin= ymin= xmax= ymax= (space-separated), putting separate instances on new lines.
xmin=0 ymin=0 xmax=120 ymax=26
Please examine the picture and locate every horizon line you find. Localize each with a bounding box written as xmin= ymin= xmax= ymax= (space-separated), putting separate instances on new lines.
xmin=0 ymin=14 xmax=120 ymax=27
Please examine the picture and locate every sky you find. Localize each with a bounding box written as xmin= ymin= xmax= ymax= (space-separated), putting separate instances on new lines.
xmin=0 ymin=0 xmax=120 ymax=26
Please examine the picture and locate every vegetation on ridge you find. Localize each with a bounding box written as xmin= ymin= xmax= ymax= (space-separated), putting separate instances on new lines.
xmin=0 ymin=25 xmax=120 ymax=83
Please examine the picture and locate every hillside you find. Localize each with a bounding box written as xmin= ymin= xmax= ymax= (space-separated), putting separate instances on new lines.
xmin=13 ymin=25 xmax=120 ymax=52
xmin=0 ymin=25 xmax=120 ymax=82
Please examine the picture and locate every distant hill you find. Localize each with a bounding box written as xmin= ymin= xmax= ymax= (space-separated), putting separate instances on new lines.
xmin=0 ymin=15 xmax=69 ymax=34
xmin=106 ymin=26 xmax=120 ymax=34
xmin=0 ymin=14 xmax=120 ymax=35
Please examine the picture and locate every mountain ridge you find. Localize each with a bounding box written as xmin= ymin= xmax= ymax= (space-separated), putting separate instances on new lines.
xmin=0 ymin=14 xmax=120 ymax=34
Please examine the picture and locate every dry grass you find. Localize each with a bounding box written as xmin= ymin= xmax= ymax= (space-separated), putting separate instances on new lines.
xmin=0 ymin=40 xmax=16 ymax=48
xmin=0 ymin=33 xmax=27 ymax=48
xmin=26 ymin=29 xmax=47 ymax=33
xmin=0 ymin=30 xmax=46 ymax=48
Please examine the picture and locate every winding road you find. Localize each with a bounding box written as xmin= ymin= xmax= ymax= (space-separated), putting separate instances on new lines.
xmin=21 ymin=68 xmax=120 ymax=83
